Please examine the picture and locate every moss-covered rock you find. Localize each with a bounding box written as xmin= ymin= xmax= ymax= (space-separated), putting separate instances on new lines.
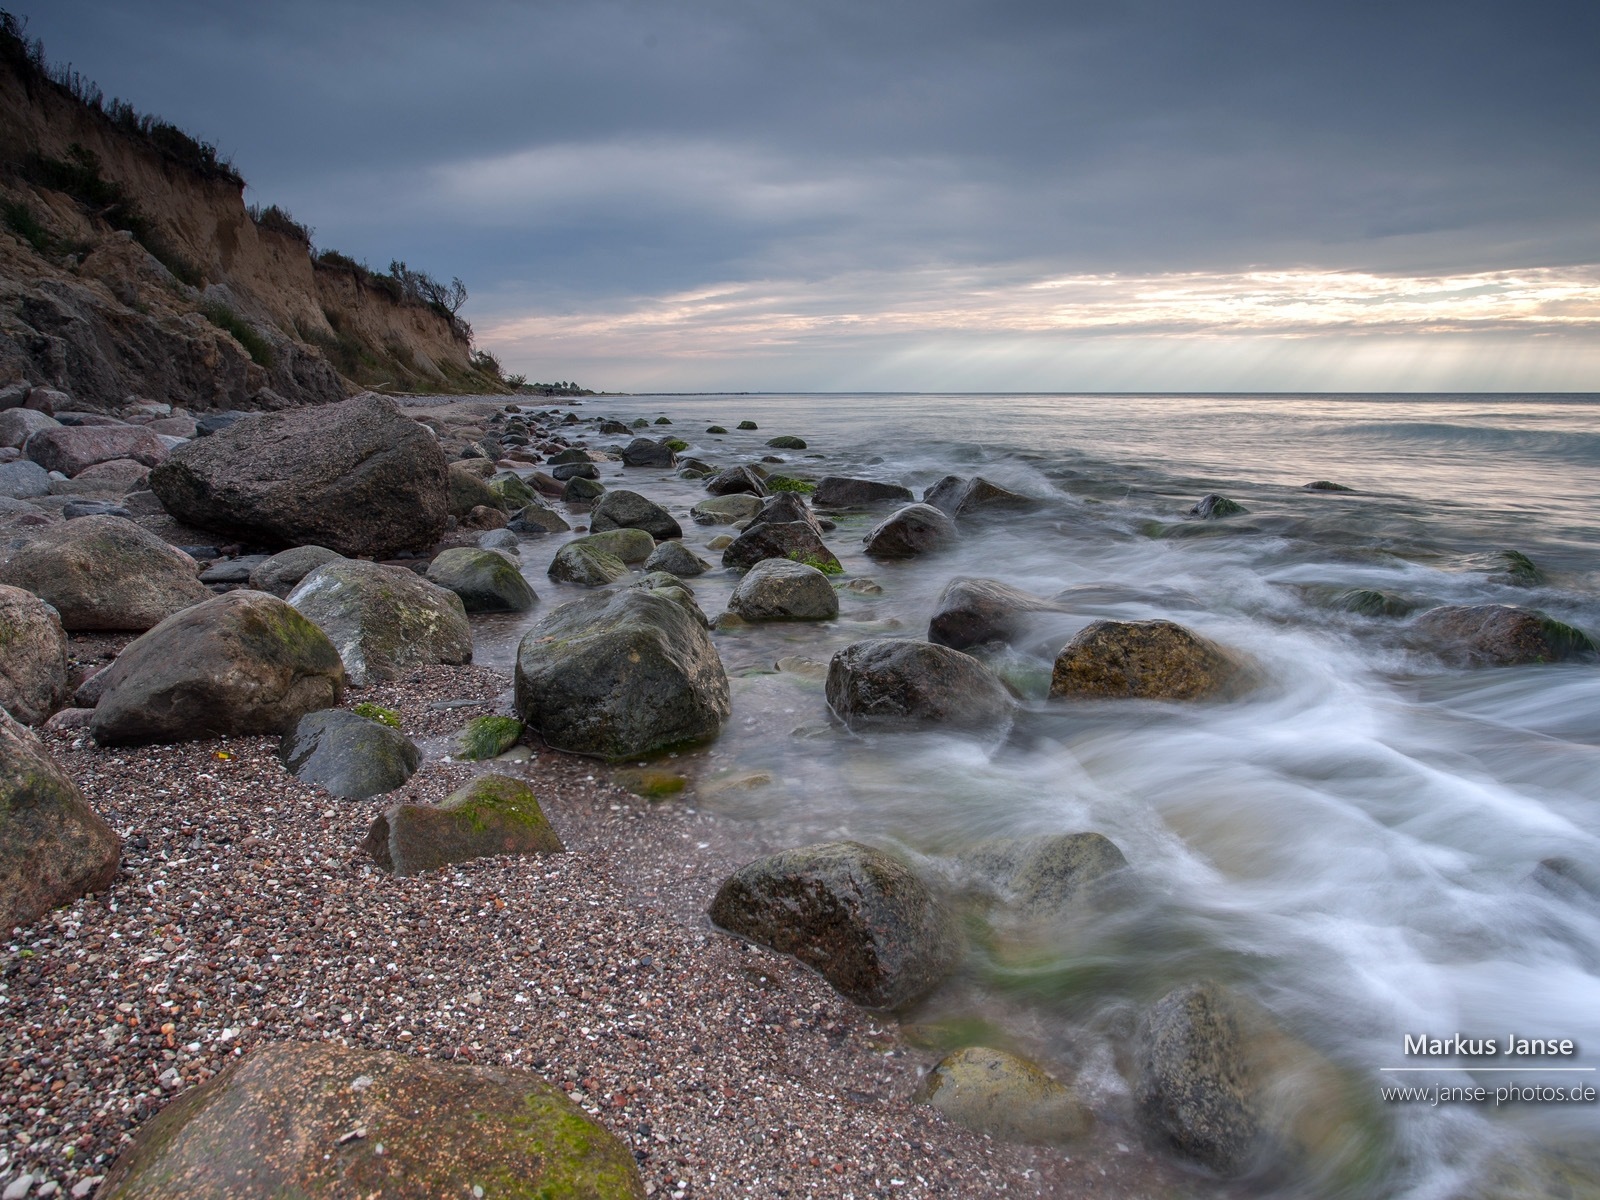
xmin=572 ymin=528 xmax=656 ymax=564
xmin=367 ymin=774 xmax=562 ymax=876
xmin=1050 ymin=619 xmax=1248 ymax=701
xmin=691 ymin=493 xmax=764 ymax=525
xmin=548 ymin=542 xmax=629 ymax=588
xmin=736 ymin=420 xmax=758 ymax=430
xmin=562 ymin=475 xmax=606 ymax=502
xmin=487 ymin=471 xmax=539 ymax=510
xmin=765 ymin=435 xmax=807 ymax=449
xmin=765 ymin=474 xmax=815 ymax=493
xmin=914 ymin=1046 xmax=1092 ymax=1144
xmin=0 ymin=583 xmax=69 ymax=724
xmin=643 ymin=540 xmax=709 ymax=578
xmin=1330 ymin=587 xmax=1413 ymax=617
xmin=0 ymin=709 xmax=119 ymax=930
xmin=706 ymin=425 xmax=728 ymax=434
xmin=95 ymin=1041 xmax=643 ymax=1199
xmin=288 ymin=560 xmax=472 ymax=686
xmin=447 ymin=462 xmax=498 ymax=516
xmin=352 ymin=702 xmax=401 ymax=728
xmin=1411 ymin=604 xmax=1597 ymax=666
xmin=426 ymin=547 xmax=537 ymax=613
xmin=612 ymin=768 xmax=688 ymax=798
xmin=1189 ymin=493 xmax=1248 ymax=518
xmin=454 ymin=715 xmax=524 ymax=761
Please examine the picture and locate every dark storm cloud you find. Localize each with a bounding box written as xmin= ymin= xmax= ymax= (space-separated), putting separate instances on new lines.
xmin=19 ymin=0 xmax=1600 ymax=387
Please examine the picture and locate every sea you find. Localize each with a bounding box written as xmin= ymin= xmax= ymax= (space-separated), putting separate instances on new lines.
xmin=475 ymin=391 xmax=1600 ymax=1198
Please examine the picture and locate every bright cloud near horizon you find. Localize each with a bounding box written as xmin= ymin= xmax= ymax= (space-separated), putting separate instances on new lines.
xmin=26 ymin=0 xmax=1600 ymax=392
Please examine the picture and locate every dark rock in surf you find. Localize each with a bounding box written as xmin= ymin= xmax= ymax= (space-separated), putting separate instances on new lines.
xmin=727 ymin=558 xmax=839 ymax=621
xmin=923 ymin=475 xmax=1033 ymax=520
xmin=826 ymin=638 xmax=1015 ymax=734
xmin=1303 ymin=480 xmax=1354 ymax=492
xmin=590 ymin=489 xmax=683 ymax=541
xmin=1049 ymin=619 xmax=1246 ymax=701
xmin=928 ymin=577 xmax=1060 ymax=649
xmin=863 ymin=503 xmax=956 ymax=559
xmin=621 ymin=437 xmax=676 ymax=468
xmin=812 ymin=476 xmax=914 ymax=508
xmin=1189 ymin=493 xmax=1248 ymax=519
xmin=1410 ymin=604 xmax=1596 ymax=666
xmin=705 ymin=466 xmax=769 ymax=498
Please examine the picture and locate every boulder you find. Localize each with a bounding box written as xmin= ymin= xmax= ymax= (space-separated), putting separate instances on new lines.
xmin=287 ymin=561 xmax=472 ymax=686
xmin=727 ymin=558 xmax=839 ymax=621
xmin=915 ymin=1046 xmax=1092 ymax=1144
xmin=644 ymin=540 xmax=709 ymax=577
xmin=826 ymin=638 xmax=1016 ymax=734
xmin=591 ymin=489 xmax=683 ymax=540
xmin=923 ymin=475 xmax=1033 ymax=520
xmin=1303 ymin=480 xmax=1354 ymax=493
xmin=704 ymin=466 xmax=768 ymax=497
xmin=247 ymin=545 xmax=343 ymax=598
xmin=1410 ymin=604 xmax=1597 ymax=666
xmin=928 ymin=577 xmax=1060 ymax=649
xmin=0 ymin=408 xmax=59 ymax=449
xmin=812 ymin=476 xmax=914 ymax=508
xmin=1049 ymin=619 xmax=1246 ymax=701
xmin=547 ymin=446 xmax=594 ymax=466
xmin=366 ymin=774 xmax=563 ymax=876
xmin=486 ymin=471 xmax=538 ymax=510
xmin=148 ymin=394 xmax=449 ymax=558
xmin=1189 ymin=493 xmax=1248 ymax=518
xmin=445 ymin=462 xmax=497 ymax=516
xmin=708 ymin=840 xmax=959 ymax=1008
xmin=573 ymin=528 xmax=655 ymax=564
xmin=765 ymin=435 xmax=807 ymax=449
xmin=551 ymin=461 xmax=600 ymax=481
xmin=90 ymin=590 xmax=344 ymax=745
xmin=57 ymin=455 xmax=149 ymax=491
xmin=562 ymin=475 xmax=606 ymax=502
xmin=620 ymin=437 xmax=676 ymax=468
xmin=0 ymin=585 xmax=69 ymax=724
xmin=722 ymin=494 xmax=839 ymax=573
xmin=507 ymin=500 xmax=571 ymax=535
xmin=477 ymin=529 xmax=521 ymax=554
xmin=956 ymin=832 xmax=1128 ymax=920
xmin=279 ymin=708 xmax=420 ymax=799
xmin=24 ymin=424 xmax=168 ymax=477
xmin=0 ymin=710 xmax=119 ymax=930
xmin=0 ymin=514 xmax=209 ymax=631
xmin=425 ymin=547 xmax=537 ymax=613
xmin=691 ymin=493 xmax=764 ymax=524
xmin=737 ymin=419 xmax=758 ymax=430
xmin=94 ymin=1041 xmax=645 ymax=1200
xmin=0 ymin=460 xmax=50 ymax=499
xmin=863 ymin=503 xmax=956 ymax=559
xmin=548 ymin=542 xmax=629 ymax=588
xmin=514 ymin=588 xmax=730 ymax=759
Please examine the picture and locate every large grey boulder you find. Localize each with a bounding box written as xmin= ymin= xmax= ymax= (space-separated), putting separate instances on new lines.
xmin=0 ymin=514 xmax=209 ymax=631
xmin=727 ymin=558 xmax=839 ymax=621
xmin=620 ymin=437 xmax=676 ymax=467
xmin=279 ymin=708 xmax=419 ymax=799
xmin=0 ymin=710 xmax=119 ymax=930
xmin=366 ymin=774 xmax=563 ymax=876
xmin=425 ymin=547 xmax=536 ymax=613
xmin=826 ymin=638 xmax=1016 ymax=734
xmin=0 ymin=459 xmax=50 ymax=500
xmin=514 ymin=588 xmax=730 ymax=759
xmin=722 ymin=493 xmax=840 ymax=573
xmin=547 ymin=541 xmax=629 ymax=588
xmin=924 ymin=475 xmax=1033 ymax=520
xmin=90 ymin=590 xmax=345 ymax=745
xmin=813 ymin=476 xmax=914 ymax=508
xmin=708 ymin=840 xmax=960 ymax=1008
xmin=24 ymin=424 xmax=167 ymax=476
xmin=590 ymin=488 xmax=683 ymax=540
xmin=246 ymin=545 xmax=343 ymax=598
xmin=1050 ymin=619 xmax=1247 ymax=701
xmin=94 ymin=1042 xmax=646 ymax=1200
xmin=1410 ymin=604 xmax=1597 ymax=666
xmin=928 ymin=577 xmax=1061 ymax=649
xmin=863 ymin=503 xmax=956 ymax=559
xmin=148 ymin=393 xmax=449 ymax=558
xmin=287 ymin=560 xmax=472 ymax=686
xmin=0 ymin=584 xmax=70 ymax=724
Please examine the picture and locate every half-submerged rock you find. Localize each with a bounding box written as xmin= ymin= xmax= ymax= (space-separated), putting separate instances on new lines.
xmin=827 ymin=638 xmax=1015 ymax=734
xmin=590 ymin=489 xmax=683 ymax=541
xmin=366 ymin=774 xmax=563 ymax=876
xmin=923 ymin=475 xmax=1032 ymax=520
xmin=915 ymin=1046 xmax=1092 ymax=1145
xmin=863 ymin=503 xmax=956 ymax=559
xmin=288 ymin=561 xmax=472 ymax=686
xmin=708 ymin=840 xmax=960 ymax=1008
xmin=722 ymin=492 xmax=840 ymax=573
xmin=956 ymin=831 xmax=1128 ymax=923
xmin=515 ymin=588 xmax=730 ymax=759
xmin=727 ymin=558 xmax=839 ymax=621
xmin=1049 ymin=619 xmax=1246 ymax=701
xmin=927 ymin=577 xmax=1060 ymax=650
xmin=704 ymin=466 xmax=768 ymax=498
xmin=620 ymin=436 xmax=676 ymax=468
xmin=812 ymin=476 xmax=914 ymax=508
xmin=149 ymin=393 xmax=449 ymax=558
xmin=91 ymin=591 xmax=344 ymax=745
xmin=548 ymin=540 xmax=630 ymax=588
xmin=94 ymin=1041 xmax=646 ymax=1199
xmin=1189 ymin=493 xmax=1247 ymax=518
xmin=1410 ymin=604 xmax=1596 ymax=666
xmin=0 ymin=710 xmax=119 ymax=930
xmin=279 ymin=708 xmax=420 ymax=799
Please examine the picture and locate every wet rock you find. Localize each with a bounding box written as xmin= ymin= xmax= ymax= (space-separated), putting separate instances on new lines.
xmin=691 ymin=493 xmax=764 ymax=524
xmin=425 ymin=547 xmax=536 ymax=613
xmin=863 ymin=503 xmax=956 ymax=560
xmin=552 ymin=461 xmax=600 ymax=482
xmin=0 ymin=584 xmax=69 ymax=724
xmin=914 ymin=1046 xmax=1092 ymax=1144
xmin=514 ymin=588 xmax=730 ymax=759
xmin=445 ymin=462 xmax=497 ymax=516
xmin=0 ymin=514 xmax=209 ymax=631
xmin=91 ymin=590 xmax=344 ymax=745
xmin=1326 ymin=587 xmax=1413 ymax=618
xmin=1492 ymin=549 xmax=1545 ymax=587
xmin=957 ymin=832 xmax=1128 ymax=920
xmin=547 ymin=542 xmax=629 ymax=588
xmin=706 ymin=425 xmax=728 ymax=434
xmin=765 ymin=435 xmax=807 ymax=449
xmin=1303 ymin=480 xmax=1354 ymax=492
xmin=0 ymin=710 xmax=119 ymax=930
xmin=706 ymin=534 xmax=733 ymax=550
xmin=1410 ymin=604 xmax=1597 ymax=666
xmin=506 ymin=499 xmax=571 ymax=536
xmin=547 ymin=446 xmax=595 ymax=465
xmin=279 ymin=707 xmax=419 ymax=799
xmin=366 ymin=774 xmax=562 ymax=876
xmin=927 ymin=577 xmax=1060 ymax=649
xmin=94 ymin=1041 xmax=644 ymax=1199
xmin=644 ymin=540 xmax=710 ymax=577
xmin=704 ymin=466 xmax=768 ymax=498
xmin=0 ymin=408 xmax=59 ymax=449
xmin=1189 ymin=493 xmax=1248 ymax=518
xmin=923 ymin=475 xmax=1033 ymax=520
xmin=287 ymin=561 xmax=472 ymax=686
xmin=486 ymin=471 xmax=538 ymax=510
xmin=591 ymin=488 xmax=684 ymax=540
xmin=23 ymin=424 xmax=168 ymax=477
xmin=246 ymin=546 xmax=343 ymax=598
xmin=477 ymin=528 xmax=521 ymax=554
xmin=727 ymin=558 xmax=839 ymax=621
xmin=0 ymin=459 xmax=50 ymax=499
xmin=620 ymin=437 xmax=676 ymax=468
xmin=572 ymin=527 xmax=655 ymax=564
xmin=1532 ymin=856 xmax=1600 ymax=904
xmin=149 ymin=394 xmax=449 ymax=558
xmin=708 ymin=840 xmax=960 ymax=1009
xmin=722 ymin=493 xmax=839 ymax=573
xmin=826 ymin=638 xmax=1016 ymax=733
xmin=1050 ymin=619 xmax=1246 ymax=701
xmin=812 ymin=476 xmax=914 ymax=508
xmin=562 ymin=475 xmax=606 ymax=502
xmin=737 ymin=419 xmax=758 ymax=430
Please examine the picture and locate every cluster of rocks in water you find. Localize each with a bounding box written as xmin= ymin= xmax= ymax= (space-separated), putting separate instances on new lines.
xmin=0 ymin=383 xmax=1595 ymax=1195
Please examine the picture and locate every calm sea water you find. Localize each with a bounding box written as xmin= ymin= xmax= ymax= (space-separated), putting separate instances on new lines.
xmin=483 ymin=392 xmax=1600 ymax=1198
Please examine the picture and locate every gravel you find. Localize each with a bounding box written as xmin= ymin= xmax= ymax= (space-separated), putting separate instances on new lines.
xmin=0 ymin=539 xmax=1217 ymax=1200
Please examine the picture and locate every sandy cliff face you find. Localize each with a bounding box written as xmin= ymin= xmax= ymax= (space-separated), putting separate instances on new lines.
xmin=0 ymin=52 xmax=497 ymax=411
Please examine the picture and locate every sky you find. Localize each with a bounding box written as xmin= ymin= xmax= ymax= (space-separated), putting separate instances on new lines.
xmin=21 ymin=0 xmax=1600 ymax=392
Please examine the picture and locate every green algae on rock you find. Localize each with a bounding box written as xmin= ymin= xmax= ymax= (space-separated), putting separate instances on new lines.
xmin=366 ymin=773 xmax=562 ymax=876
xmin=454 ymin=714 xmax=524 ymax=761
